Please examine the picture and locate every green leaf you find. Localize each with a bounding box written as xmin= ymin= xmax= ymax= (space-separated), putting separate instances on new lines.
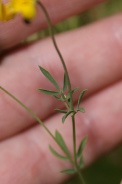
xmin=53 ymin=95 xmax=62 ymax=100
xmin=49 ymin=145 xmax=68 ymax=160
xmin=39 ymin=66 xmax=60 ymax=90
xmin=38 ymin=89 xmax=60 ymax=96
xmin=67 ymin=88 xmax=78 ymax=99
xmin=60 ymin=168 xmax=76 ymax=174
xmin=55 ymin=130 xmax=70 ymax=157
xmin=66 ymin=88 xmax=78 ymax=102
xmin=55 ymin=109 xmax=67 ymax=114
xmin=63 ymin=73 xmax=68 ymax=91
xmin=77 ymin=89 xmax=87 ymax=108
xmin=77 ymin=107 xmax=85 ymax=113
xmin=71 ymin=88 xmax=78 ymax=94
xmin=77 ymin=137 xmax=87 ymax=158
xmin=79 ymin=156 xmax=84 ymax=169
xmin=62 ymin=110 xmax=75 ymax=123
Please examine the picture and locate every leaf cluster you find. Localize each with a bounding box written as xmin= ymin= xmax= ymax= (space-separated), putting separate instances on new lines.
xmin=38 ymin=66 xmax=87 ymax=123
xmin=76 ymin=137 xmax=87 ymax=169
xmin=49 ymin=130 xmax=72 ymax=162
xmin=49 ymin=130 xmax=87 ymax=174
xmin=38 ymin=66 xmax=87 ymax=175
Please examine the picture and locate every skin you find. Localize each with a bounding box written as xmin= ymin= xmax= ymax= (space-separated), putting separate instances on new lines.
xmin=0 ymin=0 xmax=122 ymax=183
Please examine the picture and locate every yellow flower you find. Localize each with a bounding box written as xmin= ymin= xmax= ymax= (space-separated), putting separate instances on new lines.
xmin=0 ymin=0 xmax=15 ymax=21
xmin=11 ymin=0 xmax=36 ymax=21
xmin=0 ymin=0 xmax=36 ymax=22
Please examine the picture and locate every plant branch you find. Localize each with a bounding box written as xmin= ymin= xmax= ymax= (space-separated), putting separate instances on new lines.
xmin=0 ymin=86 xmax=54 ymax=139
xmin=37 ymin=2 xmax=86 ymax=183
xmin=0 ymin=86 xmax=73 ymax=164
xmin=37 ymin=1 xmax=74 ymax=110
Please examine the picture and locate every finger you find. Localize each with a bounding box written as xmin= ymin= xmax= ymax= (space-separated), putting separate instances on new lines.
xmin=0 ymin=14 xmax=122 ymax=140
xmin=0 ymin=81 xmax=122 ymax=184
xmin=0 ymin=0 xmax=107 ymax=50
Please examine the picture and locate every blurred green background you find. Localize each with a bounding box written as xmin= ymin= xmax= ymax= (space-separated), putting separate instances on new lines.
xmin=27 ymin=0 xmax=122 ymax=183
xmin=26 ymin=0 xmax=122 ymax=41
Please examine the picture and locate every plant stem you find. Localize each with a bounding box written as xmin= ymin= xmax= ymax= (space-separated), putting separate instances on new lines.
xmin=72 ymin=115 xmax=77 ymax=166
xmin=0 ymin=86 xmax=54 ymax=139
xmin=72 ymin=115 xmax=86 ymax=184
xmin=0 ymin=86 xmax=73 ymax=164
xmin=77 ymin=167 xmax=86 ymax=184
xmin=37 ymin=1 xmax=86 ymax=183
xmin=37 ymin=1 xmax=73 ymax=110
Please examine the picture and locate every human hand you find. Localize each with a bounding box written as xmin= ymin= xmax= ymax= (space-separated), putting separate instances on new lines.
xmin=0 ymin=0 xmax=122 ymax=183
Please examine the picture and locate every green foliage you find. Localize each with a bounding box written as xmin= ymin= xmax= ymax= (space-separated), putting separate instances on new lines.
xmin=61 ymin=168 xmax=76 ymax=174
xmin=55 ymin=130 xmax=71 ymax=158
xmin=55 ymin=109 xmax=67 ymax=114
xmin=62 ymin=110 xmax=75 ymax=123
xmin=66 ymin=88 xmax=78 ymax=104
xmin=77 ymin=89 xmax=87 ymax=109
xmin=53 ymin=95 xmax=63 ymax=101
xmin=79 ymin=156 xmax=84 ymax=169
xmin=63 ymin=73 xmax=68 ymax=92
xmin=77 ymin=137 xmax=87 ymax=158
xmin=76 ymin=137 xmax=87 ymax=170
xmin=38 ymin=66 xmax=60 ymax=90
xmin=77 ymin=107 xmax=85 ymax=113
xmin=38 ymin=89 xmax=60 ymax=95
xmin=67 ymin=88 xmax=78 ymax=98
xmin=36 ymin=5 xmax=88 ymax=182
xmin=49 ymin=145 xmax=68 ymax=160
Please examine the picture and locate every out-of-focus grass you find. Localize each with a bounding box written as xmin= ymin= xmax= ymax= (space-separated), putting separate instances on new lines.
xmin=26 ymin=0 xmax=122 ymax=42
xmin=26 ymin=0 xmax=122 ymax=183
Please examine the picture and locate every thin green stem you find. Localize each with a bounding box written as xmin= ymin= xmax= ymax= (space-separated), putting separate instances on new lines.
xmin=72 ymin=115 xmax=86 ymax=184
xmin=37 ymin=1 xmax=74 ymax=110
xmin=72 ymin=115 xmax=77 ymax=166
xmin=60 ymin=92 xmax=69 ymax=110
xmin=37 ymin=1 xmax=86 ymax=183
xmin=76 ymin=168 xmax=86 ymax=184
xmin=0 ymin=86 xmax=73 ymax=164
xmin=0 ymin=86 xmax=54 ymax=139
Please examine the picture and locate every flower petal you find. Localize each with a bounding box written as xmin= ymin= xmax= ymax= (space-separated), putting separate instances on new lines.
xmin=11 ymin=0 xmax=36 ymax=20
xmin=0 ymin=0 xmax=15 ymax=21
